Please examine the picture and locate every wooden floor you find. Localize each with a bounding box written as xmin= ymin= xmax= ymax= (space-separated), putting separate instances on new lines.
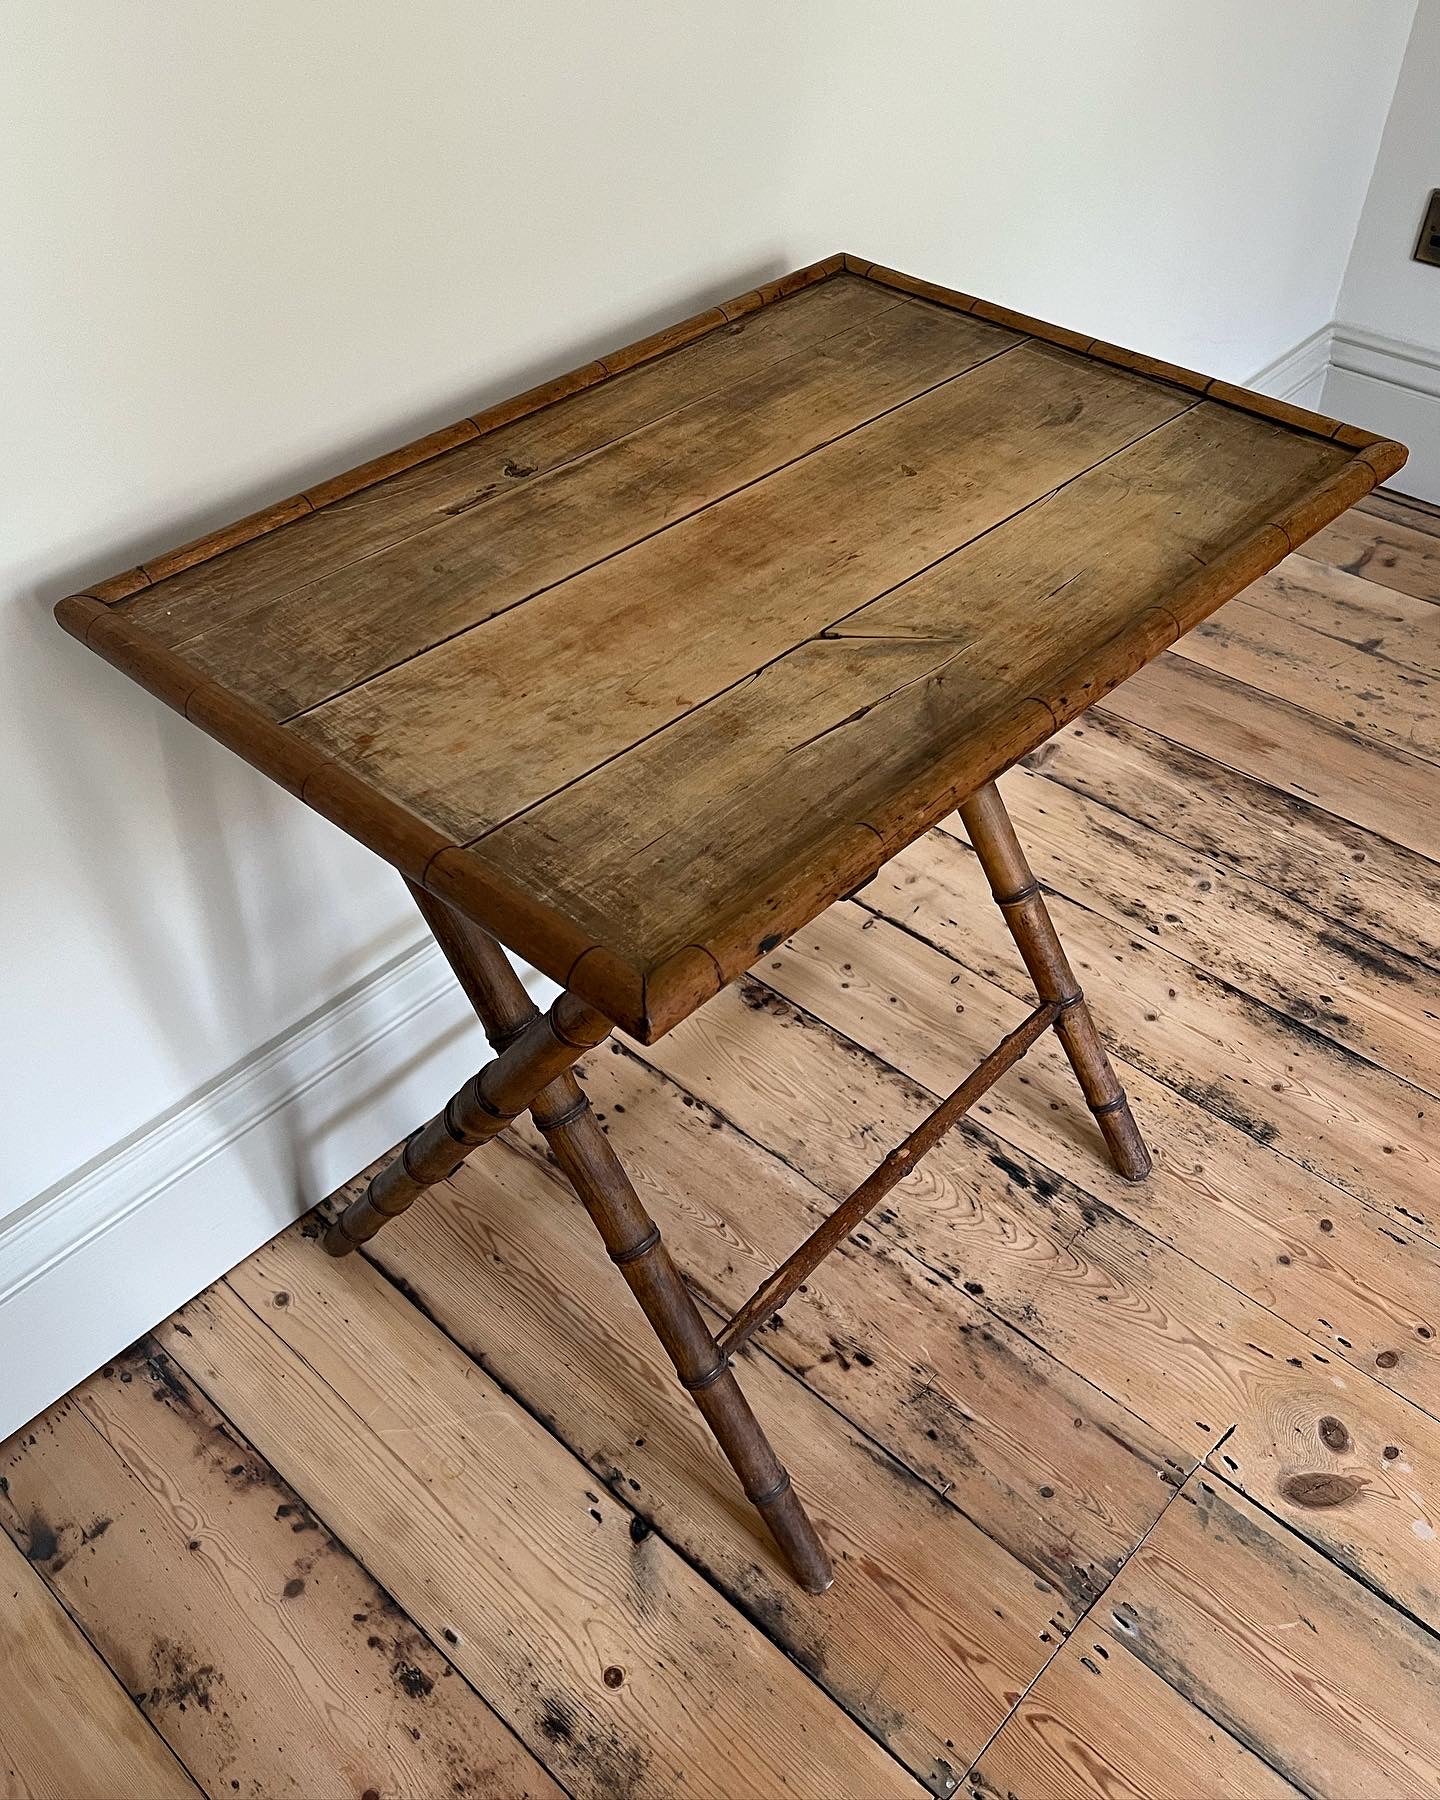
xmin=6 ymin=491 xmax=1440 ymax=1799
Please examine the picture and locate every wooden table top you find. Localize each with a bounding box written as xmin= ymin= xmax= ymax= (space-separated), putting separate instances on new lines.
xmin=59 ymin=253 xmax=1405 ymax=1041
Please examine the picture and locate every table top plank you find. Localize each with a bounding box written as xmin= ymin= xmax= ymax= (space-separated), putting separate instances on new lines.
xmin=472 ymin=406 xmax=1349 ymax=973
xmin=473 ymin=636 xmax=1044 ymax=971
xmin=291 ymin=340 xmax=1191 ymax=840
xmin=832 ymin=401 xmax=1351 ymax=649
xmin=57 ymin=256 xmax=1406 ymax=1040
xmin=124 ymin=281 xmax=1016 ymax=718
xmin=117 ymin=269 xmax=876 ymax=613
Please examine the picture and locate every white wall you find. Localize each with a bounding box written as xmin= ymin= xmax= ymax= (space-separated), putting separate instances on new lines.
xmin=0 ymin=1 xmax=1415 ymax=1435
xmin=813 ymin=0 xmax=1415 ymax=384
xmin=2 ymin=1 xmax=837 ymax=1205
xmin=1325 ymin=0 xmax=1440 ymax=501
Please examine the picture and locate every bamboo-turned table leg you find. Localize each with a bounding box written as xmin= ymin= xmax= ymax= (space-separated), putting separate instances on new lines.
xmin=365 ymin=883 xmax=834 ymax=1593
xmin=958 ymin=781 xmax=1152 ymax=1181
xmin=536 ymin=1085 xmax=832 ymax=1592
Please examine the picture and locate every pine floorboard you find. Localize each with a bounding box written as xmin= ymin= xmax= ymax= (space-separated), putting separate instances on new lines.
xmin=4 ymin=503 xmax=1439 ymax=1797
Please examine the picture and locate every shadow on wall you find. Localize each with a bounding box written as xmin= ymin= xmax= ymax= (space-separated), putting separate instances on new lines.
xmin=11 ymin=591 xmax=424 ymax=1220
xmin=10 ymin=253 xmax=788 ymax=1211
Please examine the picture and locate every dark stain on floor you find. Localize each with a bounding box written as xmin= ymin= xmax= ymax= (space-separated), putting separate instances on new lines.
xmin=147 ymin=1637 xmax=221 ymax=1714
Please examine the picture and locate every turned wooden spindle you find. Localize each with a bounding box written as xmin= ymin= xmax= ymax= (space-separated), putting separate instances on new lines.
xmin=718 ymin=998 xmax=1059 ymax=1358
xmin=323 ymin=986 xmax=611 ymax=1255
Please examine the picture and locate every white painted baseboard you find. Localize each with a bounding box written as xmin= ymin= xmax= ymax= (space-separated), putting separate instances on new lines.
xmin=1247 ymin=319 xmax=1440 ymax=507
xmin=0 ymin=935 xmax=557 ymax=1440
xmin=1329 ymin=319 xmax=1440 ymax=406
xmin=1324 ymin=322 xmax=1440 ymax=507
xmin=1248 ymin=322 xmax=1335 ymax=410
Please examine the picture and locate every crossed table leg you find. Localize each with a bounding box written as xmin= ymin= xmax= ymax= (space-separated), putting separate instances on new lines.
xmin=322 ymin=780 xmax=1150 ymax=1594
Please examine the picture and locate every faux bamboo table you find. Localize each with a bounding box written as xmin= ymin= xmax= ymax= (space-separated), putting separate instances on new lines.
xmin=58 ymin=253 xmax=1406 ymax=1594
